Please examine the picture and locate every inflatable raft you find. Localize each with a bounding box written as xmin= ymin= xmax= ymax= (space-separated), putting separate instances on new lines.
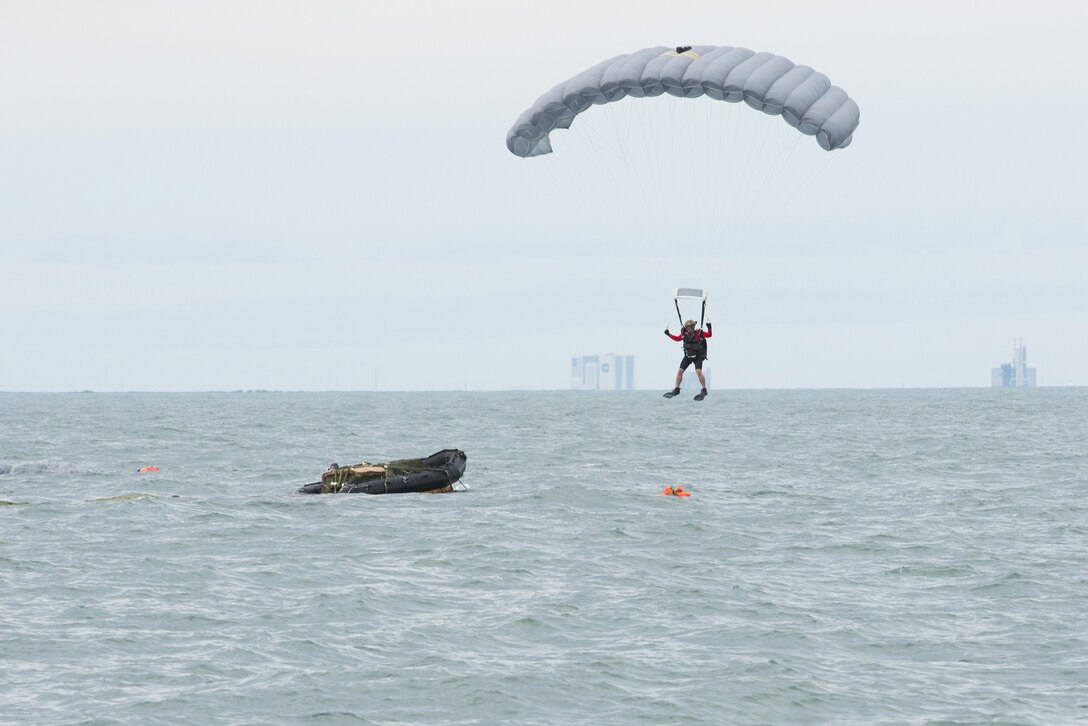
xmin=297 ymin=449 xmax=467 ymax=495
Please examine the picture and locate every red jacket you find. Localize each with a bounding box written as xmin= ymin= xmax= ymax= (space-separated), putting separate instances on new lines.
xmin=666 ymin=326 xmax=712 ymax=342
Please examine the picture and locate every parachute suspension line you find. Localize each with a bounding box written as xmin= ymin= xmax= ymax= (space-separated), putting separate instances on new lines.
xmin=574 ymin=120 xmax=631 ymax=241
xmin=542 ymin=134 xmax=594 ymax=207
xmin=737 ymin=115 xmax=777 ymax=240
xmin=687 ymin=95 xmax=698 ymax=170
xmin=601 ymin=103 xmax=620 ymax=151
xmin=665 ymin=97 xmax=675 ymax=249
xmin=606 ymin=101 xmax=653 ymax=258
xmin=700 ymin=98 xmax=709 ymax=252
xmin=712 ymin=101 xmax=734 ymax=248
xmin=680 ymin=97 xmax=691 ymax=254
xmin=746 ymin=132 xmax=803 ymax=222
xmin=652 ymin=100 xmax=667 ymax=254
xmin=745 ymin=121 xmax=786 ymax=221
xmin=677 ymin=97 xmax=689 ymax=251
xmin=532 ymin=122 xmax=610 ymax=226
xmin=704 ymin=96 xmax=712 ymax=154
xmin=623 ymin=98 xmax=637 ymax=151
xmin=681 ymin=97 xmax=693 ymax=236
xmin=722 ymin=102 xmax=743 ymax=227
xmin=601 ymin=102 xmax=629 ymax=160
xmin=731 ymin=98 xmax=742 ymax=159
xmin=704 ymin=102 xmax=720 ymax=256
xmin=584 ymin=105 xmax=665 ymax=256
xmin=701 ymin=99 xmax=714 ymax=253
xmin=708 ymin=104 xmax=724 ymax=252
xmin=531 ymin=157 xmax=601 ymax=236
xmin=549 ymin=136 xmax=600 ymax=202
xmin=572 ymin=114 xmax=624 ymax=165
xmin=722 ymin=104 xmax=742 ymax=245
xmin=782 ymin=152 xmax=840 ymax=210
xmin=755 ymin=108 xmax=775 ymax=159
xmin=632 ymin=99 xmax=664 ymax=258
xmin=612 ymin=103 xmax=635 ymax=197
xmin=529 ymin=157 xmax=586 ymax=210
xmin=570 ymin=117 xmax=624 ymax=215
xmin=582 ymin=107 xmax=636 ymax=170
xmin=574 ymin=116 xmax=626 ymax=188
xmin=723 ymin=102 xmax=757 ymax=233
xmin=632 ymin=99 xmax=652 ymax=175
xmin=617 ymin=101 xmax=638 ymax=161
xmin=685 ymin=97 xmax=702 ymax=250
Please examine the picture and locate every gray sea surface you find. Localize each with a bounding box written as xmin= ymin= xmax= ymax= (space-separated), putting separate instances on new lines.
xmin=2 ymin=389 xmax=1087 ymax=725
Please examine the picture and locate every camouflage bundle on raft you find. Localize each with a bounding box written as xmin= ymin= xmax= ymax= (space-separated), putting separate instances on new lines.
xmin=297 ymin=449 xmax=467 ymax=495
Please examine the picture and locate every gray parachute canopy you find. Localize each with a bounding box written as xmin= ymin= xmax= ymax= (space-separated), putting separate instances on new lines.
xmin=507 ymin=45 xmax=860 ymax=157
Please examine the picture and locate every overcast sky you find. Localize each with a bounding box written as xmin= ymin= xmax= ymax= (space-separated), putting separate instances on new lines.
xmin=2 ymin=0 xmax=1086 ymax=391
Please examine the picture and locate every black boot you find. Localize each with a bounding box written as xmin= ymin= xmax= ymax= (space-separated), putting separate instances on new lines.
xmin=663 ymin=387 xmax=681 ymax=398
xmin=694 ymin=388 xmax=708 ymax=401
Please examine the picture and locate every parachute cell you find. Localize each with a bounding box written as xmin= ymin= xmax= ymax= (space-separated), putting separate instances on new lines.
xmin=506 ymin=45 xmax=860 ymax=157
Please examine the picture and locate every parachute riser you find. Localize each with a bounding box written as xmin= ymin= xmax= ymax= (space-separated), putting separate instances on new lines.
xmin=674 ymin=288 xmax=708 ymax=330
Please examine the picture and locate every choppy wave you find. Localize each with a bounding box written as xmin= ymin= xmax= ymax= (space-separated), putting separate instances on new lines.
xmin=0 ymin=459 xmax=99 ymax=476
xmin=84 ymin=492 xmax=155 ymax=504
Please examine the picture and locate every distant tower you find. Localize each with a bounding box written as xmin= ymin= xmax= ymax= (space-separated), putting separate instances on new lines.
xmin=991 ymin=340 xmax=1036 ymax=388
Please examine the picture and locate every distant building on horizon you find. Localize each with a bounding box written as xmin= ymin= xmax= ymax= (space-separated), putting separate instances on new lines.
xmin=571 ymin=354 xmax=635 ymax=390
xmin=991 ymin=341 xmax=1036 ymax=388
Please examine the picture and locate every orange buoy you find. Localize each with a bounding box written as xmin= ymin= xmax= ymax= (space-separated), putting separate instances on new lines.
xmin=661 ymin=486 xmax=674 ymax=496
xmin=138 ymin=466 xmax=160 ymax=473
xmin=661 ymin=485 xmax=692 ymax=497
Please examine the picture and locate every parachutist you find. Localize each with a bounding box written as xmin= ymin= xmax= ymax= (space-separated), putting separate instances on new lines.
xmin=664 ymin=319 xmax=712 ymax=398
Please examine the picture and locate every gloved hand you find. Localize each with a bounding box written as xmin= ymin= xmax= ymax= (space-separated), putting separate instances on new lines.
xmin=663 ymin=328 xmax=670 ymax=335
xmin=706 ymin=321 xmax=712 ymax=330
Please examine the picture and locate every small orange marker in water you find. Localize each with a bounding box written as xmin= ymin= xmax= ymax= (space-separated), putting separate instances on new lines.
xmin=661 ymin=485 xmax=692 ymax=497
xmin=138 ymin=466 xmax=159 ymax=473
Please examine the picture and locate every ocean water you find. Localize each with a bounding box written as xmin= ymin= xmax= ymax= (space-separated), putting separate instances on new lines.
xmin=1 ymin=389 xmax=1086 ymax=725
